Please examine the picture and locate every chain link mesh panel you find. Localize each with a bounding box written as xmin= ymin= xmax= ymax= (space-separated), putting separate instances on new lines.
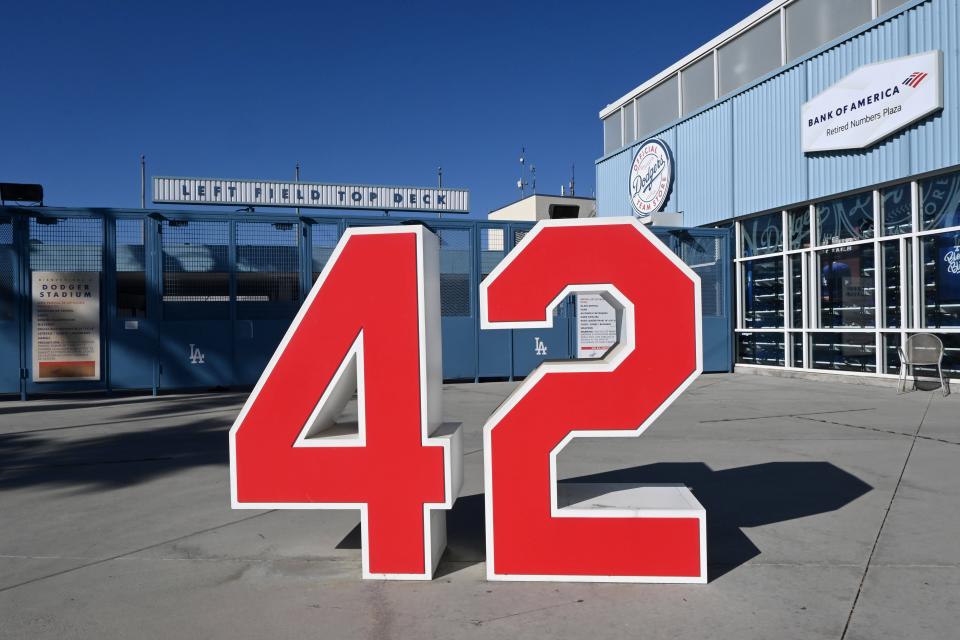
xmin=116 ymin=219 xmax=146 ymax=318
xmin=439 ymin=228 xmax=470 ymax=317
xmin=0 ymin=217 xmax=13 ymax=322
xmin=680 ymin=235 xmax=724 ymax=317
xmin=480 ymin=228 xmax=505 ymax=281
xmin=311 ymin=222 xmax=340 ymax=282
xmin=235 ymin=222 xmax=299 ymax=305
xmin=116 ymin=219 xmax=144 ymax=272
xmin=161 ymin=220 xmax=229 ymax=303
xmin=30 ymin=217 xmax=103 ymax=272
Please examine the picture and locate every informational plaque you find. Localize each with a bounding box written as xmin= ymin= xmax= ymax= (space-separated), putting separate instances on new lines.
xmin=576 ymin=293 xmax=618 ymax=359
xmin=32 ymin=272 xmax=101 ymax=382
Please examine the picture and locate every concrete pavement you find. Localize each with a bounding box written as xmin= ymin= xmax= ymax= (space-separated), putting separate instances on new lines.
xmin=0 ymin=374 xmax=957 ymax=639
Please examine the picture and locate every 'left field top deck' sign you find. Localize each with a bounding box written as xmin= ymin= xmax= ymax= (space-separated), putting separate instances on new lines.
xmin=153 ymin=177 xmax=469 ymax=213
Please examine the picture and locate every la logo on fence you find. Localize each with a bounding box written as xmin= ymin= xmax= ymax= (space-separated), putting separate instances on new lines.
xmin=534 ymin=336 xmax=547 ymax=355
xmin=188 ymin=344 xmax=205 ymax=365
xmin=229 ymin=218 xmax=705 ymax=583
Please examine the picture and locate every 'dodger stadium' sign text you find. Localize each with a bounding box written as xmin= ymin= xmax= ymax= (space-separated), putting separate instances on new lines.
xmin=154 ymin=177 xmax=470 ymax=213
xmin=802 ymin=50 xmax=943 ymax=153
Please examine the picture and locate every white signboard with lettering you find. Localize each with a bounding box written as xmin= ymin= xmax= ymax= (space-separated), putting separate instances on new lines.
xmin=153 ymin=177 xmax=469 ymax=213
xmin=802 ymin=50 xmax=942 ymax=153
xmin=576 ymin=293 xmax=618 ymax=359
xmin=32 ymin=272 xmax=101 ymax=382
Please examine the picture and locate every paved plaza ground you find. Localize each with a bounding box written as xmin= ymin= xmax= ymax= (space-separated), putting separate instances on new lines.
xmin=0 ymin=373 xmax=957 ymax=639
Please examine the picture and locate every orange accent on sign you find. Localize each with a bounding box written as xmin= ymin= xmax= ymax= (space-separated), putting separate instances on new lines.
xmin=38 ymin=361 xmax=96 ymax=378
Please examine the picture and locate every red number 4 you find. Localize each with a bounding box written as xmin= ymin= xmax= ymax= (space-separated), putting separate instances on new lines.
xmin=230 ymin=226 xmax=462 ymax=579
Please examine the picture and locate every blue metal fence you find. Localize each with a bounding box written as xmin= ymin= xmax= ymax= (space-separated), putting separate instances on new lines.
xmin=0 ymin=207 xmax=731 ymax=397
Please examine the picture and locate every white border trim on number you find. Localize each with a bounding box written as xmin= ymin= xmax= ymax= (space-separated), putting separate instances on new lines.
xmin=228 ymin=225 xmax=460 ymax=580
xmin=478 ymin=216 xmax=705 ymax=583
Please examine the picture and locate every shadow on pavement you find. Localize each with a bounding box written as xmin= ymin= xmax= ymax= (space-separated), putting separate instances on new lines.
xmin=337 ymin=461 xmax=871 ymax=581
xmin=0 ymin=417 xmax=230 ymax=490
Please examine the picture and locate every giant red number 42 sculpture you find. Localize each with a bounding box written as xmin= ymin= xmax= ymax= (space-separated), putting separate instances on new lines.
xmin=480 ymin=218 xmax=705 ymax=582
xmin=230 ymin=219 xmax=704 ymax=583
xmin=229 ymin=226 xmax=462 ymax=579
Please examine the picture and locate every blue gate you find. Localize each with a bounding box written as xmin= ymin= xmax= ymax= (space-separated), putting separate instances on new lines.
xmin=653 ymin=227 xmax=733 ymax=374
xmin=0 ymin=206 xmax=731 ymax=397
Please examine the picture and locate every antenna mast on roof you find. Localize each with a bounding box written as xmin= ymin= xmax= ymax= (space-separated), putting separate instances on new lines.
xmin=569 ymin=163 xmax=575 ymax=197
xmin=517 ymin=147 xmax=526 ymax=198
xmin=295 ymin=161 xmax=301 ymax=217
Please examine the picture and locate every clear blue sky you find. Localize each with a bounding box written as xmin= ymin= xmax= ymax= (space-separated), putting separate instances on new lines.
xmin=1 ymin=0 xmax=765 ymax=217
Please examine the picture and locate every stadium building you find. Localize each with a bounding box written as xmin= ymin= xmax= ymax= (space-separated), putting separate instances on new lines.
xmin=596 ymin=0 xmax=960 ymax=381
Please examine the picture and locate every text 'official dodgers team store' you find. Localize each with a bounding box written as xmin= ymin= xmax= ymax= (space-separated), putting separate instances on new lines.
xmin=597 ymin=0 xmax=960 ymax=381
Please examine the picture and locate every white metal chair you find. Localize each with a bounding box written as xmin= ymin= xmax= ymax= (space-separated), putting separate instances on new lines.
xmin=897 ymin=334 xmax=949 ymax=396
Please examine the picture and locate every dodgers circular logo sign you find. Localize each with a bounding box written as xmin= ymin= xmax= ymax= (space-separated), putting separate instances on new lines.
xmin=629 ymin=139 xmax=673 ymax=219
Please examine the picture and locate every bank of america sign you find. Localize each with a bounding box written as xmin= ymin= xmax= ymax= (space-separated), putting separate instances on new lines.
xmin=153 ymin=177 xmax=469 ymax=213
xmin=801 ymin=50 xmax=942 ymax=153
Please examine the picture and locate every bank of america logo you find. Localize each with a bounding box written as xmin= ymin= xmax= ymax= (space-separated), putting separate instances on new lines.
xmin=902 ymin=71 xmax=928 ymax=88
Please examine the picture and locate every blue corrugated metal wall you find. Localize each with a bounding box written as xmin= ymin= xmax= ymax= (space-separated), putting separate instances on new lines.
xmin=732 ymin=66 xmax=806 ymax=217
xmin=678 ymin=102 xmax=734 ymax=223
xmin=597 ymin=0 xmax=959 ymax=223
xmin=909 ymin=0 xmax=960 ymax=176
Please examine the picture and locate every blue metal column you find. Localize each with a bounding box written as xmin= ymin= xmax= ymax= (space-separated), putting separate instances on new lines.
xmin=102 ymin=213 xmax=115 ymax=393
xmin=146 ymin=214 xmax=161 ymax=396
xmin=472 ymin=223 xmax=481 ymax=383
xmin=300 ymin=219 xmax=311 ymax=303
xmin=228 ymin=219 xmax=237 ymax=388
xmin=15 ymin=214 xmax=29 ymax=400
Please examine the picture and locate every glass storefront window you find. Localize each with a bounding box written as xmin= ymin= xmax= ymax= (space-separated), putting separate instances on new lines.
xmin=741 ymin=212 xmax=783 ymax=257
xmin=811 ymin=332 xmax=877 ymax=373
xmin=737 ymin=332 xmax=784 ymax=366
xmin=789 ymin=332 xmax=804 ymax=368
xmin=883 ymin=333 xmax=901 ymax=375
xmin=816 ymin=191 xmax=875 ymax=244
xmin=732 ymin=176 xmax=960 ymax=378
xmin=881 ymin=241 xmax=901 ymax=328
xmin=919 ymin=171 xmax=960 ymax=231
xmin=881 ymin=183 xmax=912 ymax=236
xmin=920 ymin=230 xmax=960 ymax=328
xmin=743 ymin=257 xmax=784 ymax=328
xmin=788 ymin=207 xmax=810 ymax=249
xmin=818 ymin=243 xmax=875 ymax=328
xmin=789 ymin=254 xmax=803 ymax=327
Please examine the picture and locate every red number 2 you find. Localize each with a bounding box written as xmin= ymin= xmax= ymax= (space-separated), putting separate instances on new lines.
xmin=480 ymin=219 xmax=705 ymax=582
xmin=229 ymin=226 xmax=461 ymax=579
